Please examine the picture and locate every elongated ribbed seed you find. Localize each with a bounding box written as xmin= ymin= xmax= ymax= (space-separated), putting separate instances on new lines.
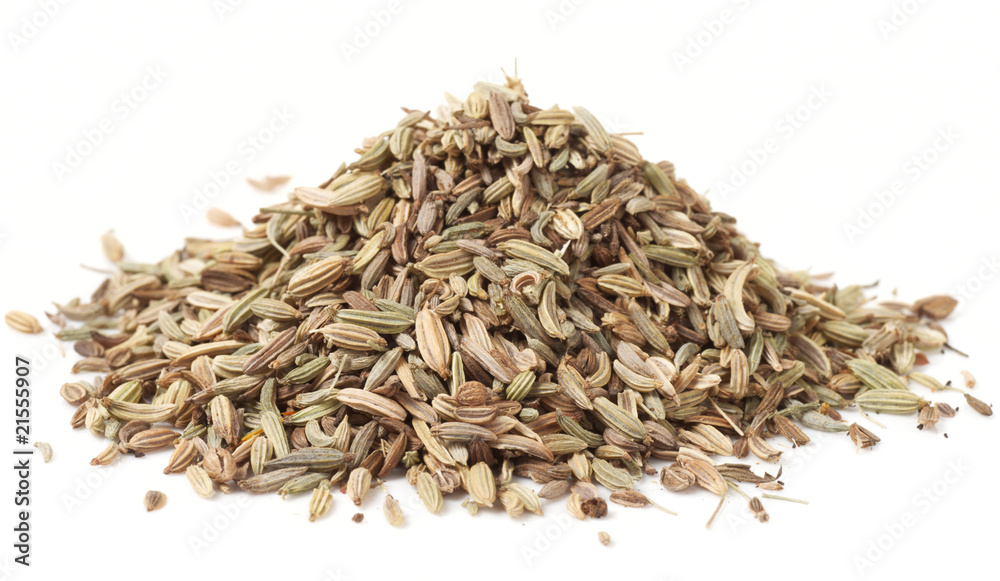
xmin=5 ymin=311 xmax=43 ymax=334
xmin=347 ymin=467 xmax=373 ymax=506
xmin=855 ymin=391 xmax=925 ymax=414
xmin=260 ymin=411 xmax=290 ymax=459
xmin=238 ymin=467 xmax=309 ymax=493
xmin=186 ymin=465 xmax=215 ymax=498
xmin=847 ymin=359 xmax=908 ymax=391
xmin=592 ymin=398 xmax=646 ymax=441
xmin=416 ymin=472 xmax=443 ymax=514
xmin=264 ymin=448 xmax=350 ymax=471
xmin=308 ymin=481 xmax=333 ymax=522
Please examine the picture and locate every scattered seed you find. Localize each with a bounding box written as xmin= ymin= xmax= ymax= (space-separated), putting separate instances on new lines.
xmin=5 ymin=311 xmax=42 ymax=334
xmin=144 ymin=490 xmax=166 ymax=512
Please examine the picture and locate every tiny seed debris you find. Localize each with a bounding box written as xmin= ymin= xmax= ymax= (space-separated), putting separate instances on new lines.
xmin=34 ymin=442 xmax=53 ymax=463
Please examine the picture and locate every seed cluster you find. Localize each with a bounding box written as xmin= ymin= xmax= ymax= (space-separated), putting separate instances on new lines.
xmin=45 ymin=76 xmax=986 ymax=523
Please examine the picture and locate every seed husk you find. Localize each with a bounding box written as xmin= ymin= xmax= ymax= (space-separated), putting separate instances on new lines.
xmin=34 ymin=442 xmax=53 ymax=463
xmin=848 ymin=423 xmax=880 ymax=449
xmin=383 ymin=493 xmax=405 ymax=526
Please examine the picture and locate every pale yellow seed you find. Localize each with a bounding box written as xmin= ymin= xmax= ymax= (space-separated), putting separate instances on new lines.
xmin=34 ymin=442 xmax=53 ymax=463
xmin=100 ymin=230 xmax=124 ymax=262
xmin=384 ymin=493 xmax=405 ymax=526
xmin=416 ymin=472 xmax=443 ymax=514
xmin=207 ymin=207 xmax=241 ymax=228
xmin=5 ymin=311 xmax=42 ymax=334
xmin=186 ymin=465 xmax=215 ymax=498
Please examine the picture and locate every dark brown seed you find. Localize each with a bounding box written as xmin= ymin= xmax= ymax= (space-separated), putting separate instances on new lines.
xmin=581 ymin=498 xmax=608 ymax=519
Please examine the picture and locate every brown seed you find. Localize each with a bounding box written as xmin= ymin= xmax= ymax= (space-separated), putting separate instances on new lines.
xmin=144 ymin=490 xmax=166 ymax=512
xmin=581 ymin=498 xmax=608 ymax=519
xmin=848 ymin=423 xmax=880 ymax=449
xmin=487 ymin=90 xmax=516 ymax=140
xmin=186 ymin=465 xmax=215 ymax=498
xmin=60 ymin=382 xmax=91 ymax=406
xmin=128 ymin=428 xmax=178 ymax=452
xmin=912 ymin=295 xmax=958 ymax=320
xmin=748 ymin=497 xmax=769 ymax=522
xmin=164 ymin=438 xmax=199 ymax=474
xmin=965 ymin=394 xmax=993 ymax=416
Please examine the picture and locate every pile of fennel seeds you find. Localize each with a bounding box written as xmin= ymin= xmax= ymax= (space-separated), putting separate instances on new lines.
xmin=46 ymin=76 xmax=991 ymax=525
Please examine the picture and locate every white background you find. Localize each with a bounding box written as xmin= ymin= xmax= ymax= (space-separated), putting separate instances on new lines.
xmin=1 ymin=1 xmax=998 ymax=579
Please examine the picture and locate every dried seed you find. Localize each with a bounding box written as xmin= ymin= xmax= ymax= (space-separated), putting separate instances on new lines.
xmin=144 ymin=490 xmax=166 ymax=512
xmin=855 ymin=391 xmax=925 ymax=414
xmin=384 ymin=493 xmax=405 ymax=526
xmin=100 ymin=230 xmax=124 ymax=262
xmin=308 ymin=481 xmax=333 ymax=522
xmin=965 ymin=394 xmax=993 ymax=416
xmin=238 ymin=467 xmax=309 ymax=493
xmin=848 ymin=422 xmax=880 ymax=449
xmin=34 ymin=442 xmax=53 ymax=463
xmin=749 ymin=497 xmax=769 ymax=522
xmin=347 ymin=467 xmax=373 ymax=506
xmin=415 ymin=309 xmax=450 ymax=378
xmin=5 ymin=311 xmax=42 ymax=334
xmin=416 ymin=472 xmax=443 ymax=514
xmin=207 ymin=207 xmax=241 ymax=228
xmin=186 ymin=465 xmax=215 ymax=498
xmin=248 ymin=175 xmax=291 ymax=191
xmin=467 ymin=462 xmax=497 ymax=507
